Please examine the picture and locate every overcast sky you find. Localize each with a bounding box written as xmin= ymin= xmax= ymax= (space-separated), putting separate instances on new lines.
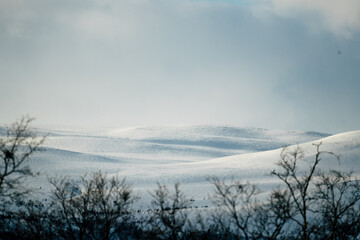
xmin=1 ymin=0 xmax=360 ymax=133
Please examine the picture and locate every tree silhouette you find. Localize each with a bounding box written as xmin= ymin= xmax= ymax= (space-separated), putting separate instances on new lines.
xmin=0 ymin=116 xmax=45 ymax=202
xmin=49 ymin=171 xmax=135 ymax=240
xmin=148 ymin=183 xmax=190 ymax=240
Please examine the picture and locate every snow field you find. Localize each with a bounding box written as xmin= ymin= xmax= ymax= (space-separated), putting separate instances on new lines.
xmin=10 ymin=126 xmax=359 ymax=209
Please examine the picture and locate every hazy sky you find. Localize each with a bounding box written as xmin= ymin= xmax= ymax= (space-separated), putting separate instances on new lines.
xmin=1 ymin=0 xmax=360 ymax=133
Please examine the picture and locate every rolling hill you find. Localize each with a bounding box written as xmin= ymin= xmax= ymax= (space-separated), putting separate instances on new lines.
xmin=5 ymin=125 xmax=353 ymax=207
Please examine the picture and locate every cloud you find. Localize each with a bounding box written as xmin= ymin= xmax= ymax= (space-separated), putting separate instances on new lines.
xmin=263 ymin=0 xmax=360 ymax=38
xmin=0 ymin=0 xmax=359 ymax=132
xmin=0 ymin=0 xmax=37 ymax=38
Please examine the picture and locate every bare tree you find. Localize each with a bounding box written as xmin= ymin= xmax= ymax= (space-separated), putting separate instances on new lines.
xmin=251 ymin=189 xmax=292 ymax=240
xmin=208 ymin=176 xmax=259 ymax=240
xmin=271 ymin=143 xmax=338 ymax=240
xmin=49 ymin=171 xmax=135 ymax=240
xmin=313 ymin=170 xmax=360 ymax=240
xmin=0 ymin=116 xmax=45 ymax=202
xmin=148 ymin=182 xmax=190 ymax=240
xmin=0 ymin=116 xmax=46 ymax=238
xmin=2 ymin=199 xmax=54 ymax=240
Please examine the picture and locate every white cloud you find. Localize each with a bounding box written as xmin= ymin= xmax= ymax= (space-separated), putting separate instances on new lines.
xmin=74 ymin=11 xmax=118 ymax=37
xmin=59 ymin=2 xmax=146 ymax=42
xmin=263 ymin=0 xmax=360 ymax=38
xmin=0 ymin=0 xmax=37 ymax=38
xmin=1 ymin=0 xmax=359 ymax=132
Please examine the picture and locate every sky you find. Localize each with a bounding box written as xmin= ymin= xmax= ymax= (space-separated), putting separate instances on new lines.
xmin=0 ymin=0 xmax=360 ymax=133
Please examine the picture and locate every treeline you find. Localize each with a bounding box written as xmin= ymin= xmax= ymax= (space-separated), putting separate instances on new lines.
xmin=1 ymin=117 xmax=360 ymax=240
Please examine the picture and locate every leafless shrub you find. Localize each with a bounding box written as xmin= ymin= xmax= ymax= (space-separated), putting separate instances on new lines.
xmin=0 ymin=116 xmax=45 ymax=202
xmin=271 ymin=143 xmax=340 ymax=240
xmin=148 ymin=182 xmax=190 ymax=240
xmin=208 ymin=176 xmax=260 ymax=240
xmin=312 ymin=170 xmax=360 ymax=239
xmin=250 ymin=188 xmax=292 ymax=240
xmin=49 ymin=171 xmax=135 ymax=240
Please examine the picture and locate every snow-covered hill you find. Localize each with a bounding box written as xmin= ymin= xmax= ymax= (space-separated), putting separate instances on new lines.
xmin=39 ymin=125 xmax=330 ymax=162
xmin=6 ymin=125 xmax=359 ymax=207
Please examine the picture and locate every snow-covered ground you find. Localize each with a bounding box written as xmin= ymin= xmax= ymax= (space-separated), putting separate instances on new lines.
xmin=3 ymin=125 xmax=359 ymax=209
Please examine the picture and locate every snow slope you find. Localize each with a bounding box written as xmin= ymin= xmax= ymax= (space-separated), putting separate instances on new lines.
xmin=3 ymin=125 xmax=359 ymax=207
xmin=113 ymin=130 xmax=360 ymax=205
xmin=39 ymin=125 xmax=330 ymax=163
